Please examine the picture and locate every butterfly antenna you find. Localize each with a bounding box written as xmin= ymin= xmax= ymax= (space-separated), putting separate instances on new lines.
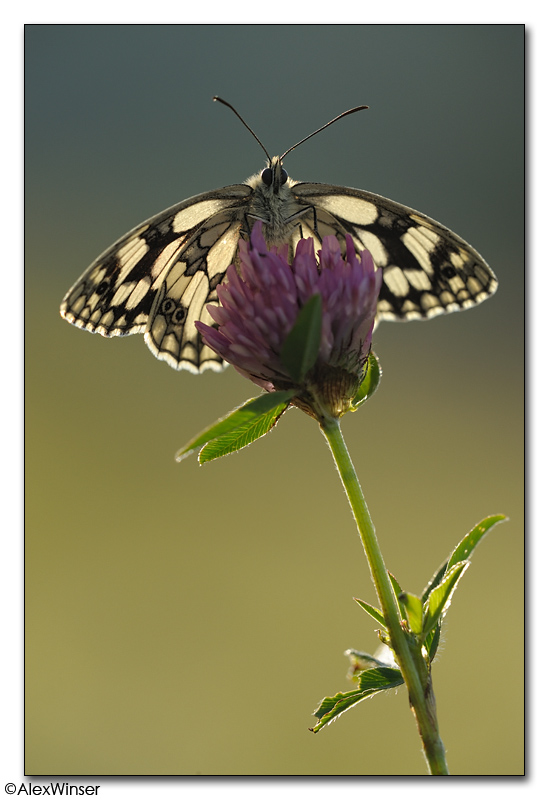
xmin=280 ymin=105 xmax=369 ymax=160
xmin=213 ymin=96 xmax=272 ymax=162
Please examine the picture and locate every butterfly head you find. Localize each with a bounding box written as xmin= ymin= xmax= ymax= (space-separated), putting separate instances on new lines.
xmin=260 ymin=156 xmax=288 ymax=195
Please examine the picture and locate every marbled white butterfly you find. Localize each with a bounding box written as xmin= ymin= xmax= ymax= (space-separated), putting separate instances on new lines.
xmin=60 ymin=98 xmax=497 ymax=373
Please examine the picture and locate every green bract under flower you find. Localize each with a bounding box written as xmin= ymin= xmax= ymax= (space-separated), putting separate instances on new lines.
xmin=196 ymin=222 xmax=382 ymax=420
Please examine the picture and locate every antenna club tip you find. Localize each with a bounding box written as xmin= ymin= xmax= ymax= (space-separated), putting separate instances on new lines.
xmin=213 ymin=96 xmax=232 ymax=110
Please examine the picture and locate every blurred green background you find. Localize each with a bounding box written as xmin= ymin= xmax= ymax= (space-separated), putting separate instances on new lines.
xmin=25 ymin=24 xmax=524 ymax=775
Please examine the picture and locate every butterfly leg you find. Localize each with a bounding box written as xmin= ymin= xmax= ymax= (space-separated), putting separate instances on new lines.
xmin=244 ymin=212 xmax=268 ymax=243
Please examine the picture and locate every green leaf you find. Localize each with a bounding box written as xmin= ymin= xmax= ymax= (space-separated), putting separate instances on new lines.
xmin=399 ymin=592 xmax=423 ymax=635
xmin=356 ymin=666 xmax=403 ymax=692
xmin=421 ymin=514 xmax=507 ymax=601
xmin=351 ymin=351 xmax=382 ymax=409
xmin=446 ymin=514 xmax=508 ymax=573
xmin=424 ymin=623 xmax=441 ymax=663
xmin=280 ymin=294 xmax=323 ymax=383
xmin=420 ymin=515 xmax=508 ymax=660
xmin=175 ymin=390 xmax=295 ymax=461
xmin=199 ymin=403 xmax=288 ymax=463
xmin=388 ymin=571 xmax=403 ymax=597
xmin=387 ymin=572 xmax=407 ymax=621
xmin=345 ymin=647 xmax=397 ymax=680
xmin=422 ymin=561 xmax=469 ymax=639
xmin=421 ymin=561 xmax=448 ymax=604
xmin=310 ymin=689 xmax=368 ymax=733
xmin=310 ymin=667 xmax=404 ymax=733
xmin=354 ymin=597 xmax=386 ymax=628
xmin=344 ymin=649 xmax=392 ymax=674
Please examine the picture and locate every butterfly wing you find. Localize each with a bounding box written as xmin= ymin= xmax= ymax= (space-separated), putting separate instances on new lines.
xmin=292 ymin=183 xmax=497 ymax=321
xmin=62 ymin=175 xmax=498 ymax=372
xmin=60 ymin=184 xmax=253 ymax=372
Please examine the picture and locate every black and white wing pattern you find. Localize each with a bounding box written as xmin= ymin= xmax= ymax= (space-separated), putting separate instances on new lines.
xmin=61 ymin=162 xmax=497 ymax=373
xmin=60 ymin=185 xmax=253 ymax=372
xmin=291 ymin=183 xmax=497 ymax=321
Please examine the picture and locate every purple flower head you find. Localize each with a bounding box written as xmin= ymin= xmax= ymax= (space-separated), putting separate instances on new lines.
xmin=196 ymin=222 xmax=382 ymax=420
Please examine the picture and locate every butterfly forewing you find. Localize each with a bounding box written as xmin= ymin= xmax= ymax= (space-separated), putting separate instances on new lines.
xmin=61 ymin=157 xmax=497 ymax=372
xmin=292 ymin=183 xmax=497 ymax=321
xmin=60 ymin=185 xmax=253 ymax=371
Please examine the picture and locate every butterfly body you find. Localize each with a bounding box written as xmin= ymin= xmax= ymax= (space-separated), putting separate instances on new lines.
xmin=244 ymin=157 xmax=304 ymax=247
xmin=61 ymin=155 xmax=497 ymax=373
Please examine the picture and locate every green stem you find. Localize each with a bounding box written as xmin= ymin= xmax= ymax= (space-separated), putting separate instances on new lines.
xmin=320 ymin=416 xmax=449 ymax=776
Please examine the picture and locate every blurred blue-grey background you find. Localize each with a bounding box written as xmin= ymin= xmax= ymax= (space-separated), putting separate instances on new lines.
xmin=25 ymin=24 xmax=523 ymax=775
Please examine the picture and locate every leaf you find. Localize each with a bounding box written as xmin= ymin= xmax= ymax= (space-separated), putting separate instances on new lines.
xmin=421 ymin=514 xmax=507 ymax=601
xmin=351 ymin=351 xmax=382 ymax=409
xmin=344 ymin=649 xmax=392 ymax=673
xmin=280 ymin=294 xmax=322 ymax=383
xmin=424 ymin=621 xmax=442 ymax=663
xmin=421 ymin=561 xmax=448 ymax=604
xmin=354 ymin=597 xmax=386 ymax=628
xmin=310 ymin=689 xmax=368 ymax=733
xmin=199 ymin=403 xmax=288 ymax=463
xmin=387 ymin=572 xmax=408 ymax=621
xmin=446 ymin=514 xmax=508 ymax=573
xmin=310 ymin=667 xmax=404 ymax=733
xmin=399 ymin=592 xmax=423 ymax=635
xmin=175 ymin=390 xmax=295 ymax=461
xmin=356 ymin=666 xmax=404 ymax=692
xmin=420 ymin=515 xmax=508 ymax=660
xmin=422 ymin=561 xmax=469 ymax=639
xmin=388 ymin=571 xmax=403 ymax=596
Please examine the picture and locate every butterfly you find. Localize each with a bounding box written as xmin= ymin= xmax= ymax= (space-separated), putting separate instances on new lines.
xmin=60 ymin=98 xmax=498 ymax=373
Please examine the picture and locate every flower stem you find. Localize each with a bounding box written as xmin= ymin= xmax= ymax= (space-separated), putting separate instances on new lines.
xmin=320 ymin=416 xmax=449 ymax=776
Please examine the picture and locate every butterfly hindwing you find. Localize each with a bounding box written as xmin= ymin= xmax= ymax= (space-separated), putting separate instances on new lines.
xmin=292 ymin=183 xmax=497 ymax=321
xmin=60 ymin=185 xmax=252 ymax=371
xmin=144 ymin=214 xmax=245 ymax=371
xmin=62 ymin=159 xmax=497 ymax=373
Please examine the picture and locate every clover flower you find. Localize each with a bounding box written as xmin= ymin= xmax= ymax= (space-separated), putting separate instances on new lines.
xmin=196 ymin=222 xmax=382 ymax=421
